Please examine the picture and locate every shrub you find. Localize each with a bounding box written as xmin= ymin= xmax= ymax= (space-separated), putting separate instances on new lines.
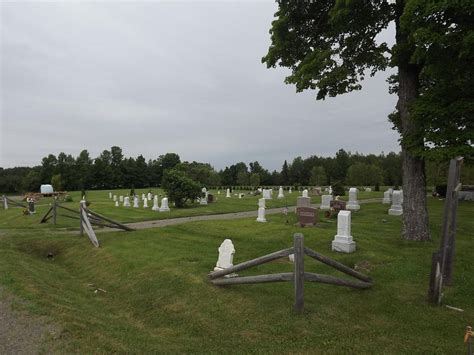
xmin=162 ymin=169 xmax=200 ymax=207
xmin=332 ymin=181 xmax=345 ymax=196
xmin=63 ymin=195 xmax=73 ymax=202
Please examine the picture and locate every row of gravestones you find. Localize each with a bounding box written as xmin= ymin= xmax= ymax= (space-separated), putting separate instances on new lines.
xmin=109 ymin=193 xmax=170 ymax=212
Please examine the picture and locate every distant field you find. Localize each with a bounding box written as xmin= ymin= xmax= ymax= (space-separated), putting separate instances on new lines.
xmin=0 ymin=197 xmax=472 ymax=353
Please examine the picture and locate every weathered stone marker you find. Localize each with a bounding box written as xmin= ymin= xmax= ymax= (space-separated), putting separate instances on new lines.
xmin=159 ymin=197 xmax=170 ymax=212
xmin=133 ymin=196 xmax=139 ymax=208
xmin=332 ymin=210 xmax=356 ymax=253
xmin=226 ymin=188 xmax=231 ymax=198
xmin=123 ymin=196 xmax=131 ymax=207
xmin=152 ymin=196 xmax=159 ymax=211
xmin=388 ymin=190 xmax=403 ymax=216
xmin=262 ymin=189 xmax=272 ymax=199
xmin=258 ymin=198 xmax=266 ymax=209
xmin=382 ymin=190 xmax=391 ymax=204
xmin=296 ymin=207 xmax=318 ymax=227
xmin=256 ymin=207 xmax=267 ymax=223
xmin=296 ymin=196 xmax=311 ymax=208
xmin=302 ymin=189 xmax=309 ymax=198
xmin=320 ymin=195 xmax=332 ymax=210
xmin=346 ymin=187 xmax=360 ymax=211
xmin=213 ymin=239 xmax=236 ymax=275
xmin=278 ymin=186 xmax=285 ymax=199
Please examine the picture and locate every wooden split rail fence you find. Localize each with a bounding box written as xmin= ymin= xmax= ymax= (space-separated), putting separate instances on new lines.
xmin=209 ymin=233 xmax=373 ymax=313
xmin=40 ymin=200 xmax=133 ymax=248
xmin=1 ymin=195 xmax=27 ymax=209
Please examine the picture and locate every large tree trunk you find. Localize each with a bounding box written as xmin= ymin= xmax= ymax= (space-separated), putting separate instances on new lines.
xmin=396 ymin=2 xmax=431 ymax=241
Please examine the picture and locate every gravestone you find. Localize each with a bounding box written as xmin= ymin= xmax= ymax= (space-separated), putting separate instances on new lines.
xmin=119 ymin=195 xmax=124 ymax=202
xmin=113 ymin=195 xmax=117 ymax=202
xmin=382 ymin=190 xmax=391 ymax=204
xmin=278 ymin=186 xmax=284 ymax=199
xmin=143 ymin=198 xmax=149 ymax=208
xmin=365 ymin=187 xmax=372 ymax=192
xmin=152 ymin=196 xmax=159 ymax=211
xmin=328 ymin=186 xmax=333 ymax=195
xmin=27 ymin=198 xmax=36 ymax=214
xmin=159 ymin=197 xmax=170 ymax=212
xmin=147 ymin=193 xmax=152 ymax=201
xmin=320 ymin=195 xmax=332 ymax=210
xmin=109 ymin=192 xmax=112 ymax=199
xmin=123 ymin=196 xmax=131 ymax=207
xmin=256 ymin=207 xmax=267 ymax=222
xmin=141 ymin=194 xmax=146 ymax=201
xmin=297 ymin=196 xmax=311 ymax=208
xmin=331 ymin=210 xmax=356 ymax=253
xmin=262 ymin=189 xmax=272 ymax=199
xmin=200 ymin=188 xmax=208 ymax=205
xmin=258 ymin=198 xmax=266 ymax=208
xmin=388 ymin=190 xmax=403 ymax=216
xmin=346 ymin=187 xmax=360 ymax=210
xmin=296 ymin=207 xmax=318 ymax=227
xmin=115 ymin=201 xmax=119 ymax=207
xmin=302 ymin=189 xmax=309 ymax=198
xmin=226 ymin=188 xmax=231 ymax=198
xmin=213 ymin=239 xmax=235 ymax=273
xmin=330 ymin=199 xmax=347 ymax=212
xmin=207 ymin=194 xmax=214 ymax=203
xmin=289 ymin=187 xmax=292 ymax=194
xmin=133 ymin=196 xmax=139 ymax=208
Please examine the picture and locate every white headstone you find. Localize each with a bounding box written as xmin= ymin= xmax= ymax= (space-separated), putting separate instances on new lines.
xmin=289 ymin=188 xmax=292 ymax=194
xmin=159 ymin=197 xmax=170 ymax=212
xmin=226 ymin=188 xmax=231 ymax=198
xmin=119 ymin=195 xmax=124 ymax=202
xmin=278 ymin=186 xmax=284 ymax=199
xmin=382 ymin=190 xmax=391 ymax=204
xmin=218 ymin=190 xmax=221 ymax=195
xmin=214 ymin=239 xmax=235 ymax=272
xmin=320 ymin=195 xmax=332 ymax=210
xmin=332 ymin=210 xmax=356 ymax=253
xmin=3 ymin=196 xmax=8 ymax=210
xmin=346 ymin=187 xmax=360 ymax=210
xmin=258 ymin=198 xmax=266 ymax=208
xmin=147 ymin=192 xmax=152 ymax=201
xmin=109 ymin=192 xmax=112 ymax=199
xmin=365 ymin=187 xmax=372 ymax=192
xmin=152 ymin=196 xmax=159 ymax=211
xmin=297 ymin=196 xmax=311 ymax=208
xmin=256 ymin=207 xmax=266 ymax=223
xmin=388 ymin=190 xmax=403 ymax=216
xmin=123 ymin=196 xmax=131 ymax=207
xmin=133 ymin=196 xmax=139 ymax=208
xmin=113 ymin=195 xmax=117 ymax=202
xmin=328 ymin=186 xmax=333 ymax=195
xmin=143 ymin=198 xmax=148 ymax=208
xmin=302 ymin=189 xmax=309 ymax=198
xmin=115 ymin=201 xmax=119 ymax=207
xmin=262 ymin=189 xmax=272 ymax=199
xmin=141 ymin=193 xmax=146 ymax=201
xmin=200 ymin=196 xmax=208 ymax=205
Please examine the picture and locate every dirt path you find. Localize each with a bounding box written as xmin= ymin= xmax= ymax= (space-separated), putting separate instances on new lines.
xmin=124 ymin=198 xmax=382 ymax=230
xmin=0 ymin=287 xmax=61 ymax=354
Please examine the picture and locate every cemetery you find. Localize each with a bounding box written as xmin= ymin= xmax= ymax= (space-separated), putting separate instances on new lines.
xmin=1 ymin=1 xmax=473 ymax=353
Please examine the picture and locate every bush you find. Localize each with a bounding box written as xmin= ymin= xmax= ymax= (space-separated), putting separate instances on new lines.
xmin=162 ymin=169 xmax=201 ymax=207
xmin=63 ymin=195 xmax=73 ymax=202
xmin=332 ymin=181 xmax=345 ymax=196
xmin=435 ymin=184 xmax=447 ymax=198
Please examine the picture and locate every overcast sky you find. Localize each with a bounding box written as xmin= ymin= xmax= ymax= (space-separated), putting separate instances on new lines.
xmin=1 ymin=1 xmax=400 ymax=171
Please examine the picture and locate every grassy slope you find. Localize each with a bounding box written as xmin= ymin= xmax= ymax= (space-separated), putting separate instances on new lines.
xmin=0 ymin=197 xmax=472 ymax=353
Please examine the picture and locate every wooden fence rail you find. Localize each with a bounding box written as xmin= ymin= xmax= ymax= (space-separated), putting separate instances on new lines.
xmin=209 ymin=233 xmax=373 ymax=313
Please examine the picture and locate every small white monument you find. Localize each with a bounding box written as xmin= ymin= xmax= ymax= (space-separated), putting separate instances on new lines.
xmin=159 ymin=197 xmax=170 ymax=212
xmin=332 ymin=210 xmax=356 ymax=253
xmin=346 ymin=187 xmax=360 ymax=211
xmin=289 ymin=187 xmax=292 ymax=194
xmin=388 ymin=190 xmax=403 ymax=216
xmin=141 ymin=194 xmax=146 ymax=201
xmin=382 ymin=190 xmax=391 ymax=204
xmin=152 ymin=196 xmax=160 ymax=211
xmin=262 ymin=189 xmax=272 ymax=199
xmin=213 ymin=239 xmax=235 ymax=273
xmin=119 ymin=195 xmax=124 ymax=202
xmin=226 ymin=188 xmax=231 ymax=198
xmin=123 ymin=196 xmax=131 ymax=207
xmin=328 ymin=186 xmax=333 ymax=195
xmin=133 ymin=196 xmax=139 ymax=208
xmin=365 ymin=187 xmax=372 ymax=192
xmin=147 ymin=192 xmax=152 ymax=201
xmin=258 ymin=198 xmax=266 ymax=208
xmin=143 ymin=198 xmax=148 ymax=208
xmin=302 ymin=189 xmax=309 ymax=198
xmin=113 ymin=195 xmax=117 ymax=202
xmin=320 ymin=195 xmax=332 ymax=210
xmin=278 ymin=186 xmax=284 ymax=199
xmin=256 ymin=207 xmax=267 ymax=223
xmin=200 ymin=187 xmax=208 ymax=205
xmin=115 ymin=201 xmax=119 ymax=207
xmin=109 ymin=192 xmax=112 ymax=199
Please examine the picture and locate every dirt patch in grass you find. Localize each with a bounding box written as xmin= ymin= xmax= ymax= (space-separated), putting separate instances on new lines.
xmin=0 ymin=287 xmax=62 ymax=354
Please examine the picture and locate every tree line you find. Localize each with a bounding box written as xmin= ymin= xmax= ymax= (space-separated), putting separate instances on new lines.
xmin=1 ymin=146 xmax=471 ymax=194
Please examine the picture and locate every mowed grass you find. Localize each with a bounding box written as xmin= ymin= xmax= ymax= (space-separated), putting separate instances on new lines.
xmin=0 ymin=187 xmax=384 ymax=229
xmin=0 ymin=197 xmax=472 ymax=353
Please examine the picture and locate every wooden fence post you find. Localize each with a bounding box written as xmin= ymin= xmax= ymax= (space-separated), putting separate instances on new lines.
xmin=79 ymin=200 xmax=85 ymax=237
xmin=293 ymin=233 xmax=304 ymax=314
xmin=53 ymin=198 xmax=57 ymax=225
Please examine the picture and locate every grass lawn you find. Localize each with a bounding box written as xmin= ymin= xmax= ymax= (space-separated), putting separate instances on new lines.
xmin=0 ymin=188 xmax=384 ymax=229
xmin=0 ymin=197 xmax=472 ymax=353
